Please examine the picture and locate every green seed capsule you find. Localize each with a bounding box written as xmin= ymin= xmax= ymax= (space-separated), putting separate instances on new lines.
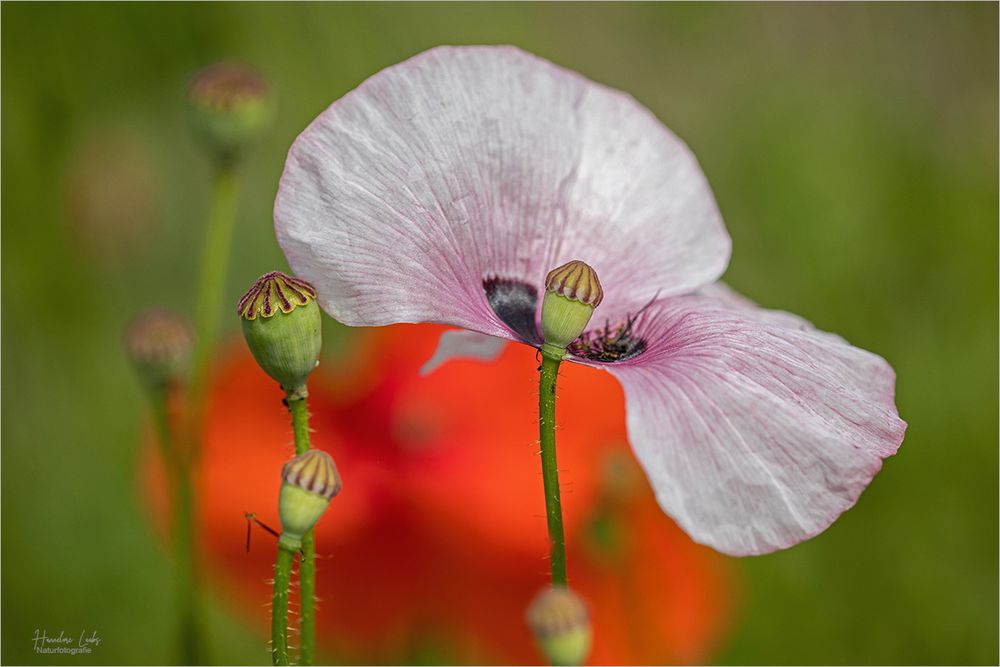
xmin=526 ymin=586 xmax=592 ymax=666
xmin=124 ymin=308 xmax=192 ymax=388
xmin=238 ymin=271 xmax=321 ymax=393
xmin=186 ymin=62 xmax=272 ymax=166
xmin=278 ymin=450 xmax=341 ymax=549
xmin=540 ymin=260 xmax=603 ymax=356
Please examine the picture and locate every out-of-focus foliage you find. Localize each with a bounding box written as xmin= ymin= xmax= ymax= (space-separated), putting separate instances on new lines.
xmin=2 ymin=3 xmax=996 ymax=665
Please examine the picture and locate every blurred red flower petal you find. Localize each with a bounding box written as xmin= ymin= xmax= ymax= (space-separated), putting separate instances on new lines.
xmin=150 ymin=324 xmax=734 ymax=664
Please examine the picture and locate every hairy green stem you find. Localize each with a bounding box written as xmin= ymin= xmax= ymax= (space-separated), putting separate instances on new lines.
xmin=300 ymin=532 xmax=316 ymax=665
xmin=149 ymin=386 xmax=202 ymax=665
xmin=271 ymin=545 xmax=296 ymax=666
xmin=538 ymin=352 xmax=568 ymax=586
xmin=287 ymin=391 xmax=316 ymax=665
xmin=288 ymin=394 xmax=312 ymax=454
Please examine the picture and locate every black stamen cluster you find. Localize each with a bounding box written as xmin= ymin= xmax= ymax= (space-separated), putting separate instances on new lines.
xmin=567 ymin=312 xmax=647 ymax=363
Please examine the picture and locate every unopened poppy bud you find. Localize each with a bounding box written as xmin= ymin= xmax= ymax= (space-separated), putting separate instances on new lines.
xmin=541 ymin=260 xmax=603 ymax=355
xmin=124 ymin=309 xmax=192 ymax=388
xmin=526 ymin=586 xmax=592 ymax=666
xmin=186 ymin=61 xmax=272 ymax=165
xmin=278 ymin=450 xmax=341 ymax=550
xmin=238 ymin=271 xmax=321 ymax=393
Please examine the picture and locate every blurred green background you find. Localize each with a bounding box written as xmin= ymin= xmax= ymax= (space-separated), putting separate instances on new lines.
xmin=2 ymin=2 xmax=996 ymax=665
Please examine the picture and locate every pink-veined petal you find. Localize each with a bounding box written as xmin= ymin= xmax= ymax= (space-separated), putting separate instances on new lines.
xmin=602 ymin=294 xmax=905 ymax=556
xmin=275 ymin=45 xmax=730 ymax=339
xmin=419 ymin=329 xmax=507 ymax=376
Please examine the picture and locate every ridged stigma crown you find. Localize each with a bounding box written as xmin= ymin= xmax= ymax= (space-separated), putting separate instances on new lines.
xmin=238 ymin=271 xmax=317 ymax=320
xmin=278 ymin=450 xmax=341 ymax=548
xmin=544 ymin=260 xmax=604 ymax=307
xmin=282 ymin=450 xmax=342 ymax=500
xmin=526 ymin=586 xmax=592 ymax=666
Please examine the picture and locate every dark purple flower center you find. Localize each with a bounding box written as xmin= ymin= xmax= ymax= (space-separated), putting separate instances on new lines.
xmin=483 ymin=277 xmax=542 ymax=345
xmin=484 ymin=276 xmax=648 ymax=362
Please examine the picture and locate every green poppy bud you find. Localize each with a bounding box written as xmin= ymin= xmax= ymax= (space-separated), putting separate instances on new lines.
xmin=278 ymin=450 xmax=341 ymax=550
xmin=238 ymin=271 xmax=321 ymax=393
xmin=186 ymin=61 xmax=272 ymax=166
xmin=124 ymin=308 xmax=192 ymax=388
xmin=540 ymin=260 xmax=603 ymax=357
xmin=526 ymin=586 xmax=592 ymax=666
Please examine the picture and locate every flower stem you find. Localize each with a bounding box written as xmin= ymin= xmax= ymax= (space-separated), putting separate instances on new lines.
xmin=287 ymin=391 xmax=316 ymax=665
xmin=149 ymin=385 xmax=175 ymax=461
xmin=188 ymin=166 xmax=241 ymax=438
xmin=288 ymin=393 xmax=312 ymax=454
xmin=174 ymin=453 xmax=200 ymax=665
xmin=149 ymin=385 xmax=202 ymax=665
xmin=271 ymin=544 xmax=296 ymax=666
xmin=169 ymin=165 xmax=237 ymax=666
xmin=538 ymin=352 xmax=568 ymax=586
xmin=300 ymin=533 xmax=316 ymax=664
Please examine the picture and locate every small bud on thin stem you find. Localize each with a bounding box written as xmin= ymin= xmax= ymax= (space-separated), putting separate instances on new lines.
xmin=124 ymin=309 xmax=192 ymax=388
xmin=278 ymin=450 xmax=341 ymax=548
xmin=283 ymin=375 xmax=319 ymax=665
xmin=535 ymin=261 xmax=600 ymax=642
xmin=526 ymin=586 xmax=592 ymax=666
xmin=187 ymin=62 xmax=272 ymax=166
xmin=126 ymin=308 xmax=203 ymax=664
xmin=273 ymin=450 xmax=339 ymax=666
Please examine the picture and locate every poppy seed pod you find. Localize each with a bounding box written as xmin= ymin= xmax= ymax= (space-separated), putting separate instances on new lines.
xmin=541 ymin=260 xmax=603 ymax=355
xmin=238 ymin=271 xmax=321 ymax=393
xmin=278 ymin=450 xmax=341 ymax=550
xmin=124 ymin=308 xmax=192 ymax=388
xmin=526 ymin=586 xmax=592 ymax=666
xmin=186 ymin=61 xmax=272 ymax=165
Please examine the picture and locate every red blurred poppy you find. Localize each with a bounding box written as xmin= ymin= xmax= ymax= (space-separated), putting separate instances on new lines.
xmin=171 ymin=324 xmax=733 ymax=664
